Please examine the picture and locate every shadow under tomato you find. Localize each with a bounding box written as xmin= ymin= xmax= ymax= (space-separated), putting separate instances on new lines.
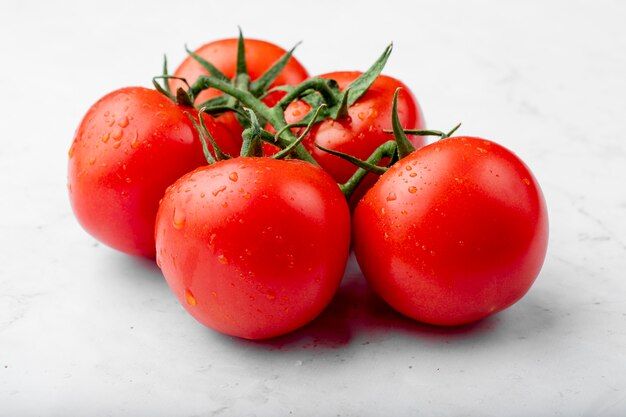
xmin=233 ymin=256 xmax=502 ymax=351
xmin=107 ymin=249 xmax=549 ymax=352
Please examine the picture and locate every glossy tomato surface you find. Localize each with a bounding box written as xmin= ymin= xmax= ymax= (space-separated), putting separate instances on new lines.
xmin=155 ymin=157 xmax=351 ymax=339
xmin=68 ymin=87 xmax=240 ymax=258
xmin=353 ymin=137 xmax=548 ymax=326
xmin=269 ymin=72 xmax=425 ymax=202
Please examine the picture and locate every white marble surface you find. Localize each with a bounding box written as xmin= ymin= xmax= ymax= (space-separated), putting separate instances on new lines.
xmin=1 ymin=0 xmax=626 ymax=415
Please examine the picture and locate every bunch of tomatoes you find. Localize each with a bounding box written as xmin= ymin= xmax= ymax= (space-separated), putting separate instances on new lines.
xmin=68 ymin=32 xmax=548 ymax=339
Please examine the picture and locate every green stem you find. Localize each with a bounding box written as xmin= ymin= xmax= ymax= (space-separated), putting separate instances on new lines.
xmin=227 ymin=73 xmax=250 ymax=108
xmin=340 ymin=141 xmax=397 ymax=199
xmin=190 ymin=75 xmax=317 ymax=164
xmin=276 ymin=78 xmax=338 ymax=109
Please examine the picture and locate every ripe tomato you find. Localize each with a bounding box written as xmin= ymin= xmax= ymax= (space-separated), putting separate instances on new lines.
xmin=353 ymin=137 xmax=548 ymax=326
xmin=155 ymin=157 xmax=351 ymax=339
xmin=68 ymin=87 xmax=240 ymax=258
xmin=171 ymin=38 xmax=309 ymax=137
xmin=267 ymin=72 xmax=425 ymax=202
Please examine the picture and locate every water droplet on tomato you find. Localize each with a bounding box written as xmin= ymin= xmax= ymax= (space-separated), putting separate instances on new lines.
xmin=185 ymin=289 xmax=197 ymax=306
xmin=405 ymin=165 xmax=412 ymax=171
xmin=357 ymin=112 xmax=366 ymax=121
xmin=101 ymin=133 xmax=110 ymax=143
xmin=409 ymin=172 xmax=417 ymax=177
xmin=522 ymin=178 xmax=531 ymax=185
xmin=408 ymin=186 xmax=417 ymax=193
xmin=217 ymin=254 xmax=228 ymax=264
xmin=88 ymin=156 xmax=96 ymax=165
xmin=130 ymin=132 xmax=139 ymax=149
xmin=68 ymin=146 xmax=74 ymax=158
xmin=172 ymin=208 xmax=186 ymax=230
xmin=386 ymin=192 xmax=397 ymax=201
xmin=229 ymin=172 xmax=238 ymax=182
xmin=111 ymin=128 xmax=123 ymax=141
xmin=117 ymin=116 xmax=129 ymax=128
xmin=212 ymin=185 xmax=226 ymax=196
xmin=200 ymin=192 xmax=206 ymax=198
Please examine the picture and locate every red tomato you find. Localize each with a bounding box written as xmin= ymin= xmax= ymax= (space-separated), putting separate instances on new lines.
xmin=267 ymin=72 xmax=425 ymax=202
xmin=353 ymin=137 xmax=548 ymax=326
xmin=155 ymin=157 xmax=351 ymax=339
xmin=171 ymin=38 xmax=309 ymax=137
xmin=68 ymin=87 xmax=240 ymax=258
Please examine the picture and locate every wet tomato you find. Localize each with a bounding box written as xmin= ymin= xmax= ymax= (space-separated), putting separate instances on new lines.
xmin=155 ymin=157 xmax=351 ymax=339
xmin=68 ymin=87 xmax=240 ymax=258
xmin=353 ymin=137 xmax=548 ymax=326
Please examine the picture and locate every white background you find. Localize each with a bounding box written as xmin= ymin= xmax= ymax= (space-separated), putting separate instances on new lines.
xmin=1 ymin=0 xmax=625 ymax=416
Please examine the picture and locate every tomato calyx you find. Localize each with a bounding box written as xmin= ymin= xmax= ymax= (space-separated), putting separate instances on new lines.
xmin=153 ymin=38 xmax=396 ymax=170
xmin=153 ymin=32 xmax=428 ymax=202
xmin=153 ymin=28 xmax=301 ymax=111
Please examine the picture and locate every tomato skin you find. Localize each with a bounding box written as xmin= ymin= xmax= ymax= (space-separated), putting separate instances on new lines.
xmin=267 ymin=72 xmax=425 ymax=202
xmin=68 ymin=87 xmax=240 ymax=258
xmin=155 ymin=157 xmax=351 ymax=339
xmin=353 ymin=137 xmax=548 ymax=326
xmin=171 ymin=38 xmax=309 ymax=137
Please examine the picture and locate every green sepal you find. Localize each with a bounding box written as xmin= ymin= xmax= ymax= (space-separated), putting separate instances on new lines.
xmin=236 ymin=27 xmax=248 ymax=76
xmin=152 ymin=77 xmax=175 ymax=101
xmin=346 ymin=43 xmax=392 ymax=106
xmin=329 ymin=88 xmax=350 ymax=120
xmin=444 ymin=122 xmax=462 ymax=138
xmin=198 ymin=108 xmax=232 ymax=161
xmin=315 ymin=143 xmax=388 ymax=175
xmin=185 ymin=113 xmax=216 ymax=165
xmin=250 ymin=41 xmax=302 ymax=96
xmin=185 ymin=45 xmax=229 ymax=82
xmin=240 ymin=108 xmax=263 ymax=157
xmin=391 ymin=88 xmax=415 ymax=159
xmin=162 ymin=55 xmax=171 ymax=95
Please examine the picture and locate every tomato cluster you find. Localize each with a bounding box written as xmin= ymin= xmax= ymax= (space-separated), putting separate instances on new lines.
xmin=68 ymin=31 xmax=548 ymax=339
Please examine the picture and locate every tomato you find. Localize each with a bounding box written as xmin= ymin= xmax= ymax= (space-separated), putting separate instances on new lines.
xmin=353 ymin=137 xmax=548 ymax=326
xmin=68 ymin=87 xmax=240 ymax=258
xmin=171 ymin=38 xmax=309 ymax=137
xmin=155 ymin=157 xmax=351 ymax=339
xmin=266 ymin=72 xmax=425 ymax=202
